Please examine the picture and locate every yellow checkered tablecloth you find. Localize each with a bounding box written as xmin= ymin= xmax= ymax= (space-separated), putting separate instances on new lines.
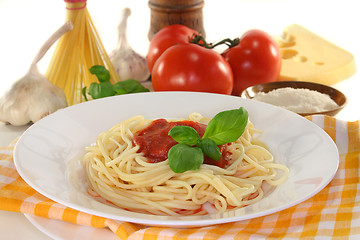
xmin=1 ymin=115 xmax=359 ymax=239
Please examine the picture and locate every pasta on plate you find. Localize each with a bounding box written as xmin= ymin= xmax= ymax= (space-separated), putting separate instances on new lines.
xmin=81 ymin=112 xmax=289 ymax=216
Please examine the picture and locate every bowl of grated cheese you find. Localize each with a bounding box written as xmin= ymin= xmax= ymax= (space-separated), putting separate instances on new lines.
xmin=240 ymin=81 xmax=347 ymax=117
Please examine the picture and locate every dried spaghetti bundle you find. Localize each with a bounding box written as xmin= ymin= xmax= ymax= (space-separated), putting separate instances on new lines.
xmin=45 ymin=0 xmax=120 ymax=105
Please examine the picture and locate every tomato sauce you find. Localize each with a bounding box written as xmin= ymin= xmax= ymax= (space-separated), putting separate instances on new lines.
xmin=133 ymin=119 xmax=231 ymax=168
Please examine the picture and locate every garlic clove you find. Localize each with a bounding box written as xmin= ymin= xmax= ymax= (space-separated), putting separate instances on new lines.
xmin=109 ymin=8 xmax=150 ymax=82
xmin=0 ymin=68 xmax=68 ymax=126
xmin=27 ymin=70 xmax=68 ymax=123
xmin=110 ymin=48 xmax=150 ymax=82
xmin=0 ymin=21 xmax=72 ymax=126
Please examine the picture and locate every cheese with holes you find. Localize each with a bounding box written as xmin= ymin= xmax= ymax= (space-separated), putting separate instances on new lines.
xmin=277 ymin=24 xmax=356 ymax=85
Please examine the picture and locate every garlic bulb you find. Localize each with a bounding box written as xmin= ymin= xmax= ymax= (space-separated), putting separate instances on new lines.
xmin=0 ymin=21 xmax=72 ymax=126
xmin=109 ymin=8 xmax=150 ymax=82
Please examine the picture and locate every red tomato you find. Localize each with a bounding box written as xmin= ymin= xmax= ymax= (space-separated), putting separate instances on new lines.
xmin=152 ymin=44 xmax=233 ymax=94
xmin=222 ymin=29 xmax=282 ymax=96
xmin=147 ymin=24 xmax=198 ymax=73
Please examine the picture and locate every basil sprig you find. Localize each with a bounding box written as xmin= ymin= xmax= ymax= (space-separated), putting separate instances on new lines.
xmin=168 ymin=108 xmax=248 ymax=173
xmin=82 ymin=65 xmax=149 ymax=100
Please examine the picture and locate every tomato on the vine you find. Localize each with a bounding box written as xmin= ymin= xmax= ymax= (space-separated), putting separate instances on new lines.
xmin=147 ymin=24 xmax=198 ymax=73
xmin=222 ymin=29 xmax=282 ymax=96
xmin=152 ymin=43 xmax=233 ymax=94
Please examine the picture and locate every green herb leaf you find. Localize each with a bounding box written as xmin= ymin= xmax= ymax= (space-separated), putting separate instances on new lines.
xmin=113 ymin=79 xmax=150 ymax=95
xmin=197 ymin=138 xmax=221 ymax=161
xmin=89 ymin=65 xmax=111 ymax=83
xmin=168 ymin=144 xmax=204 ymax=173
xmin=82 ymin=86 xmax=88 ymax=101
xmin=167 ymin=108 xmax=249 ymax=173
xmin=168 ymin=125 xmax=200 ymax=146
xmin=83 ymin=66 xmax=150 ymax=101
xmin=202 ymin=108 xmax=248 ymax=145
xmin=88 ymin=82 xmax=115 ymax=99
xmin=113 ymin=87 xmax=128 ymax=95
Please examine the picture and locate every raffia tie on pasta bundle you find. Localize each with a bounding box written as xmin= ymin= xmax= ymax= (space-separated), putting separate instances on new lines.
xmin=82 ymin=114 xmax=289 ymax=216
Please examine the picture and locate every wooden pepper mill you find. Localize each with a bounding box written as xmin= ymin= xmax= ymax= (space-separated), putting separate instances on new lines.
xmin=148 ymin=0 xmax=206 ymax=40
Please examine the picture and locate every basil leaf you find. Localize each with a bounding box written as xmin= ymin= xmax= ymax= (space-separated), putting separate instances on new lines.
xmin=88 ymin=82 xmax=115 ymax=99
xmin=197 ymin=138 xmax=221 ymax=161
xmin=168 ymin=126 xmax=199 ymax=146
xmin=89 ymin=65 xmax=111 ymax=83
xmin=82 ymin=86 xmax=88 ymax=101
xmin=113 ymin=79 xmax=150 ymax=94
xmin=202 ymin=108 xmax=248 ymax=145
xmin=168 ymin=144 xmax=204 ymax=173
xmin=113 ymin=87 xmax=127 ymax=95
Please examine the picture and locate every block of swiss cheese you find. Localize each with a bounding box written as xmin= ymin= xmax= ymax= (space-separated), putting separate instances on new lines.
xmin=277 ymin=24 xmax=356 ymax=85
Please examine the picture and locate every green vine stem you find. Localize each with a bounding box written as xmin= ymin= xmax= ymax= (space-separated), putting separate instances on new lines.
xmin=191 ymin=34 xmax=240 ymax=49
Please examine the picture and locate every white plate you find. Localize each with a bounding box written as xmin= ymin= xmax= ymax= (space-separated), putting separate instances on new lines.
xmin=14 ymin=92 xmax=339 ymax=228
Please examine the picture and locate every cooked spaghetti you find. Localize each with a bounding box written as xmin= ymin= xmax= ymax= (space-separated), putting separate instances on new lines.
xmin=81 ymin=113 xmax=289 ymax=216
